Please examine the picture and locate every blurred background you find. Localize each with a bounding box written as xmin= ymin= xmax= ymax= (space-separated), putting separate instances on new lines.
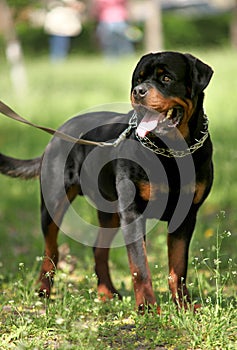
xmin=0 ymin=0 xmax=236 ymax=291
xmin=0 ymin=0 xmax=236 ymax=97
xmin=0 ymin=1 xmax=236 ymax=65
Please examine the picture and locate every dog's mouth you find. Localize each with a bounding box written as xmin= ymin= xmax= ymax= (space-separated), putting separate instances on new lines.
xmin=134 ymin=105 xmax=184 ymax=138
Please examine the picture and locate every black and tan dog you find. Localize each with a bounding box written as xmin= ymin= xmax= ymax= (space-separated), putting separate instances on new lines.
xmin=0 ymin=52 xmax=213 ymax=312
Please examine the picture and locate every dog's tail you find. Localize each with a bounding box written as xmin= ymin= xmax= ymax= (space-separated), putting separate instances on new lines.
xmin=0 ymin=153 xmax=41 ymax=179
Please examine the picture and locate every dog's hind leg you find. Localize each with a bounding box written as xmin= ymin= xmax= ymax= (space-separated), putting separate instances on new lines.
xmin=93 ymin=211 xmax=122 ymax=301
xmin=38 ymin=185 xmax=79 ymax=297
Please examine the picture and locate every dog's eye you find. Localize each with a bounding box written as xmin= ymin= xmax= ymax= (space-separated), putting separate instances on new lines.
xmin=162 ymin=75 xmax=172 ymax=83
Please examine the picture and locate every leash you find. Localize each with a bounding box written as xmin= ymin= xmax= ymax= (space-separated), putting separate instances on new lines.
xmin=0 ymin=100 xmax=209 ymax=157
xmin=0 ymin=100 xmax=134 ymax=148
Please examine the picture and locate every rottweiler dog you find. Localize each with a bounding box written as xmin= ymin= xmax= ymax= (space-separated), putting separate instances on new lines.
xmin=0 ymin=52 xmax=213 ymax=312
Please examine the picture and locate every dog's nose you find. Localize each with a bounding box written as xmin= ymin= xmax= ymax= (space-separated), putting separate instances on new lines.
xmin=132 ymin=84 xmax=148 ymax=99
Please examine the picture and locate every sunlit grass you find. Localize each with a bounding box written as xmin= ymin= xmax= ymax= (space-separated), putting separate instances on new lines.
xmin=0 ymin=222 xmax=236 ymax=349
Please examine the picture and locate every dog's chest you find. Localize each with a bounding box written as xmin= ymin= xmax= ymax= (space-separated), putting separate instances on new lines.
xmin=137 ymin=180 xmax=195 ymax=198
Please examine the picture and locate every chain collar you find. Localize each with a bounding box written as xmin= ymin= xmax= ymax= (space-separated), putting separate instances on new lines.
xmin=122 ymin=111 xmax=209 ymax=158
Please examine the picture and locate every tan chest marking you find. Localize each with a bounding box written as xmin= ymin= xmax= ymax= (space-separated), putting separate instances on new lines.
xmin=194 ymin=182 xmax=207 ymax=204
xmin=138 ymin=181 xmax=169 ymax=201
xmin=182 ymin=181 xmax=207 ymax=204
xmin=138 ymin=180 xmax=207 ymax=204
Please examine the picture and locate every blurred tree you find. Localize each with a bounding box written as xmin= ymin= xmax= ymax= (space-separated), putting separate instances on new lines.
xmin=0 ymin=0 xmax=27 ymax=94
xmin=144 ymin=0 xmax=163 ymax=52
xmin=231 ymin=0 xmax=237 ymax=48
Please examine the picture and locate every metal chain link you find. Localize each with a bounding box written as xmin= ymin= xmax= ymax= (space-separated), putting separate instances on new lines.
xmin=109 ymin=111 xmax=138 ymax=147
xmin=127 ymin=112 xmax=209 ymax=158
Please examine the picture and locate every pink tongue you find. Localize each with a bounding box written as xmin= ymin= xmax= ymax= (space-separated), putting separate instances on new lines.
xmin=136 ymin=112 xmax=159 ymax=138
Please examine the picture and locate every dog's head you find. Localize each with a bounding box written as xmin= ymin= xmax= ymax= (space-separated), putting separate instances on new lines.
xmin=131 ymin=51 xmax=213 ymax=139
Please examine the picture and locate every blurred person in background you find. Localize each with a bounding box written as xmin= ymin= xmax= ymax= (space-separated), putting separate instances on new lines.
xmin=92 ymin=0 xmax=134 ymax=59
xmin=44 ymin=0 xmax=85 ymax=62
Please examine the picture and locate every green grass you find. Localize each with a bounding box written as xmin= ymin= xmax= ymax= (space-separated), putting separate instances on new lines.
xmin=0 ymin=49 xmax=236 ymax=349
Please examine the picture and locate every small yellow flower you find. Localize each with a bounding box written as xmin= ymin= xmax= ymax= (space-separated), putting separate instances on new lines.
xmin=204 ymin=228 xmax=214 ymax=238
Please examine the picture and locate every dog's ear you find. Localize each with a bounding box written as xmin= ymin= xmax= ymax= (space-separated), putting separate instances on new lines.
xmin=185 ymin=53 xmax=213 ymax=98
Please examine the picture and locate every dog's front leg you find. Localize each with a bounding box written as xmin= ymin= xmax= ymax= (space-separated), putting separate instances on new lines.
xmin=116 ymin=170 xmax=158 ymax=312
xmin=121 ymin=211 xmax=157 ymax=312
xmin=126 ymin=236 xmax=157 ymax=313
xmin=167 ymin=209 xmax=200 ymax=311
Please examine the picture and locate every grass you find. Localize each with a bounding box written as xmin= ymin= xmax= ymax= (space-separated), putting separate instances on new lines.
xmin=0 ymin=48 xmax=236 ymax=349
